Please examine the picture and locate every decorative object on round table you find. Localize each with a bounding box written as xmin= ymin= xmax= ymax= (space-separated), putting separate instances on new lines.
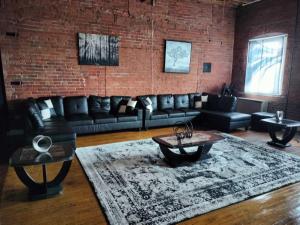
xmin=32 ymin=135 xmax=53 ymax=153
xmin=275 ymin=110 xmax=284 ymax=122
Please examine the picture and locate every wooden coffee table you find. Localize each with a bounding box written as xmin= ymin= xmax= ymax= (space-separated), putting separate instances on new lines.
xmin=152 ymin=131 xmax=224 ymax=166
xmin=261 ymin=118 xmax=300 ymax=148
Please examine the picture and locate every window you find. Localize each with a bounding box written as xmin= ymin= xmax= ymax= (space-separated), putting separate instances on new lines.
xmin=244 ymin=34 xmax=287 ymax=96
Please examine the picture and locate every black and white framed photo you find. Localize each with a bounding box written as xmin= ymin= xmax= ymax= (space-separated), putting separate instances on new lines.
xmin=164 ymin=40 xmax=192 ymax=73
xmin=78 ymin=33 xmax=119 ymax=66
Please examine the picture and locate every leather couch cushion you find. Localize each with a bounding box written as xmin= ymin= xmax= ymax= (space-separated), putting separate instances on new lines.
xmin=88 ymin=96 xmax=111 ymax=114
xmin=188 ymin=93 xmax=202 ymax=108
xmin=64 ymin=96 xmax=89 ymax=116
xmin=137 ymin=95 xmax=158 ymax=111
xmin=37 ymin=96 xmax=64 ymax=117
xmin=110 ymin=96 xmax=131 ymax=114
xmin=204 ymin=94 xmax=237 ymax=112
xmin=200 ymin=109 xmax=251 ymax=122
xmin=29 ymin=126 xmax=76 ymax=143
xmin=66 ymin=114 xmax=94 ymax=126
xmin=43 ymin=116 xmax=67 ymax=126
xmin=93 ymin=113 xmax=117 ymax=124
xmin=150 ymin=111 xmax=168 ymax=120
xmin=218 ymin=96 xmax=237 ymax=112
xmin=118 ymin=114 xmax=138 ymax=122
xmin=180 ymin=108 xmax=201 ymax=116
xmin=205 ymin=94 xmax=220 ymax=111
xmin=27 ymin=100 xmax=44 ymax=129
xmin=163 ymin=109 xmax=185 ymax=118
xmin=158 ymin=94 xmax=174 ymax=110
xmin=174 ymin=94 xmax=189 ymax=109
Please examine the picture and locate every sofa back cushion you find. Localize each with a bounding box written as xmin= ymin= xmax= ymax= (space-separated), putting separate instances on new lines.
xmin=64 ymin=96 xmax=89 ymax=116
xmin=137 ymin=95 xmax=158 ymax=111
xmin=174 ymin=94 xmax=189 ymax=109
xmin=110 ymin=96 xmax=131 ymax=114
xmin=88 ymin=96 xmax=110 ymax=114
xmin=188 ymin=93 xmax=202 ymax=108
xmin=205 ymin=94 xmax=220 ymax=111
xmin=204 ymin=94 xmax=237 ymax=112
xmin=218 ymin=96 xmax=237 ymax=112
xmin=37 ymin=96 xmax=64 ymax=117
xmin=27 ymin=99 xmax=44 ymax=129
xmin=158 ymin=94 xmax=174 ymax=110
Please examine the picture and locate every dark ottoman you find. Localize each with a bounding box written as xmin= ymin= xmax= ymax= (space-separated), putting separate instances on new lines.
xmin=251 ymin=112 xmax=276 ymax=131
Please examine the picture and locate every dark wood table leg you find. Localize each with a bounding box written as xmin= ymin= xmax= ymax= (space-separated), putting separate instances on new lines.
xmin=268 ymin=127 xmax=297 ymax=148
xmin=159 ymin=144 xmax=213 ymax=166
xmin=14 ymin=160 xmax=72 ymax=200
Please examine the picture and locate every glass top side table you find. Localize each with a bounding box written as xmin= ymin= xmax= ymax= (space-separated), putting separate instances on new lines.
xmin=9 ymin=141 xmax=76 ymax=200
xmin=261 ymin=118 xmax=300 ymax=148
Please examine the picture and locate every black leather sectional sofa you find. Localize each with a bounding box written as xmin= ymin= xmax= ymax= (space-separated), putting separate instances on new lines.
xmin=25 ymin=95 xmax=143 ymax=144
xmin=24 ymin=93 xmax=251 ymax=144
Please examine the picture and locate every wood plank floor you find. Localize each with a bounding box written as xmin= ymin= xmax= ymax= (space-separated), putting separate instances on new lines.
xmin=1 ymin=128 xmax=300 ymax=225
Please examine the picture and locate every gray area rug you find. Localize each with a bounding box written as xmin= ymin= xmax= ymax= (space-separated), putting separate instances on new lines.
xmin=76 ymin=134 xmax=300 ymax=225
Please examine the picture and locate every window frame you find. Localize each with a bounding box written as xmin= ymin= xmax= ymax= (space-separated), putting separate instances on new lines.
xmin=244 ymin=34 xmax=288 ymax=97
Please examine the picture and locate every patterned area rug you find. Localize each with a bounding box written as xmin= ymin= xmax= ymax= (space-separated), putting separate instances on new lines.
xmin=76 ymin=134 xmax=300 ymax=225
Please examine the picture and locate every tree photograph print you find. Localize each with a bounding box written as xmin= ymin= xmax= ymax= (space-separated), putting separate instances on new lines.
xmin=164 ymin=40 xmax=192 ymax=73
xmin=78 ymin=33 xmax=119 ymax=66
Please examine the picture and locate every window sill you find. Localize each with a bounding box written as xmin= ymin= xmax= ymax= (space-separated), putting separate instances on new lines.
xmin=237 ymin=92 xmax=287 ymax=101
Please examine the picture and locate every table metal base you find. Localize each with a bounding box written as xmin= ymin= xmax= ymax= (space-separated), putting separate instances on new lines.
xmin=267 ymin=127 xmax=297 ymax=149
xmin=159 ymin=143 xmax=212 ymax=167
xmin=14 ymin=161 xmax=72 ymax=201
xmin=267 ymin=141 xmax=292 ymax=148
xmin=28 ymin=184 xmax=63 ymax=201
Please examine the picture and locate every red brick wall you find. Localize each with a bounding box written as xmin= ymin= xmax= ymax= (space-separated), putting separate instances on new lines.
xmin=232 ymin=0 xmax=300 ymax=120
xmin=0 ymin=0 xmax=235 ymax=101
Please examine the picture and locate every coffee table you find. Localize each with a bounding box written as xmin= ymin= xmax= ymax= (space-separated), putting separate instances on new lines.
xmin=10 ymin=141 xmax=75 ymax=200
xmin=152 ymin=131 xmax=224 ymax=166
xmin=261 ymin=118 xmax=300 ymax=148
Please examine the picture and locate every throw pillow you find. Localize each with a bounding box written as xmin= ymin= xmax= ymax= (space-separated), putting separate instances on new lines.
xmin=126 ymin=99 xmax=137 ymax=114
xmin=117 ymin=99 xmax=128 ymax=114
xmin=44 ymin=99 xmax=53 ymax=108
xmin=118 ymin=105 xmax=127 ymax=113
xmin=40 ymin=108 xmax=51 ymax=120
xmin=194 ymin=96 xmax=202 ymax=109
xmin=143 ymin=97 xmax=153 ymax=113
xmin=201 ymin=95 xmax=208 ymax=102
xmin=37 ymin=99 xmax=56 ymax=118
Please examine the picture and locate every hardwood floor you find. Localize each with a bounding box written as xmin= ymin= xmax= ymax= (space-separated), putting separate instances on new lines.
xmin=1 ymin=128 xmax=300 ymax=225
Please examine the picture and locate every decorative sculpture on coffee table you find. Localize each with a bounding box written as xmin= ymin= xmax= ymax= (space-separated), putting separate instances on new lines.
xmin=173 ymin=121 xmax=193 ymax=154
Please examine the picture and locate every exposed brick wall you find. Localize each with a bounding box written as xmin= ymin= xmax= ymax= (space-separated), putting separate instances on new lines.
xmin=232 ymin=0 xmax=300 ymax=120
xmin=0 ymin=0 xmax=236 ymax=101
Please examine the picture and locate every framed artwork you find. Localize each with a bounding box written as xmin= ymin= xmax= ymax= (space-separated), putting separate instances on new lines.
xmin=78 ymin=33 xmax=119 ymax=66
xmin=164 ymin=40 xmax=192 ymax=73
xmin=203 ymin=63 xmax=212 ymax=73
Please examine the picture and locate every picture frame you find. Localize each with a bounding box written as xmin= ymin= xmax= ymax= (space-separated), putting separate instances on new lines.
xmin=164 ymin=40 xmax=192 ymax=73
xmin=78 ymin=33 xmax=119 ymax=66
